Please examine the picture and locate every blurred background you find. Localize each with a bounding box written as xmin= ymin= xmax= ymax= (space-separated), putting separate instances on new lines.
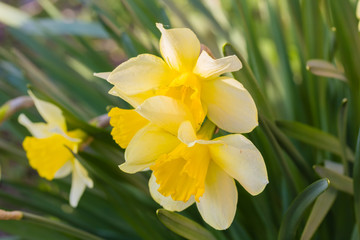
xmin=0 ymin=0 xmax=359 ymax=239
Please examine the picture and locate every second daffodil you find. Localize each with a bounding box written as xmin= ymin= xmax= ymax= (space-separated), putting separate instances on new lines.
xmin=18 ymin=91 xmax=93 ymax=207
xmin=116 ymin=96 xmax=268 ymax=230
xmin=95 ymin=23 xmax=258 ymax=135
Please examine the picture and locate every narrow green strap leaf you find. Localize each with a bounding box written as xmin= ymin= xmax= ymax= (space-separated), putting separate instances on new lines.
xmin=353 ymin=129 xmax=360 ymax=235
xmin=22 ymin=212 xmax=104 ymax=240
xmin=278 ymin=178 xmax=329 ymax=240
xmin=338 ymin=99 xmax=349 ymax=175
xmin=266 ymin=118 xmax=313 ymax=180
xmin=276 ymin=120 xmax=354 ymax=162
xmin=156 ymin=209 xmax=216 ymax=240
xmin=314 ymin=165 xmax=353 ymax=195
xmin=300 ymin=187 xmax=337 ymax=240
xmin=223 ymin=43 xmax=274 ymax=120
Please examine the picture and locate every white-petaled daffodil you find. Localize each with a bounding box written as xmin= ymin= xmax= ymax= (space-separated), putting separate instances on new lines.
xmin=18 ymin=91 xmax=93 ymax=207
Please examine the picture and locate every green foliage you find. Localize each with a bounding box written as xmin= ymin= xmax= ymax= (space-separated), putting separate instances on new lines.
xmin=0 ymin=0 xmax=359 ymax=239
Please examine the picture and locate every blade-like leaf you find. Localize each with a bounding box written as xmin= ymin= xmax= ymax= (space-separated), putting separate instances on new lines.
xmin=156 ymin=209 xmax=216 ymax=240
xmin=314 ymin=165 xmax=353 ymax=195
xmin=300 ymin=187 xmax=337 ymax=240
xmin=354 ymin=130 xmax=360 ymax=234
xmin=276 ymin=120 xmax=354 ymax=161
xmin=278 ymin=178 xmax=329 ymax=240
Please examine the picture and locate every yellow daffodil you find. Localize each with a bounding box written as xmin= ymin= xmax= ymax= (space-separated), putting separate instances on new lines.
xmin=116 ymin=95 xmax=268 ymax=230
xmin=95 ymin=23 xmax=258 ymax=140
xmin=18 ymin=91 xmax=93 ymax=207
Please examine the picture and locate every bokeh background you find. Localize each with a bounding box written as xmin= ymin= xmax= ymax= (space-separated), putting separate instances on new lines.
xmin=0 ymin=0 xmax=359 ymax=239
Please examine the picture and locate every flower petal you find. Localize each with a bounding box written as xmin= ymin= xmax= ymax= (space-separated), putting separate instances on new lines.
xmin=177 ymin=120 xmax=197 ymax=146
xmin=18 ymin=114 xmax=52 ymax=138
xmin=193 ymin=51 xmax=242 ymax=79
xmin=201 ymin=77 xmax=258 ymax=133
xmin=108 ymin=107 xmax=149 ymax=148
xmin=149 ymin=174 xmax=195 ymax=211
xmin=121 ymin=124 xmax=180 ymax=173
xmin=107 ymin=54 xmax=171 ymax=95
xmin=136 ymin=96 xmax=194 ymax=135
xmin=54 ymin=160 xmax=72 ymax=178
xmin=209 ymin=134 xmax=268 ymax=195
xmin=196 ymin=162 xmax=237 ymax=230
xmin=157 ymin=23 xmax=200 ymax=71
xmin=28 ymin=90 xmax=66 ymax=131
xmin=109 ymin=87 xmax=155 ymax=108
xmin=69 ymin=160 xmax=93 ymax=208
xmin=22 ymin=134 xmax=77 ymax=180
xmin=93 ymin=72 xmax=110 ymax=80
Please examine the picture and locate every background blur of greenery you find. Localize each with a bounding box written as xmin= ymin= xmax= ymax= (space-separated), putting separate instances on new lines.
xmin=0 ymin=0 xmax=359 ymax=239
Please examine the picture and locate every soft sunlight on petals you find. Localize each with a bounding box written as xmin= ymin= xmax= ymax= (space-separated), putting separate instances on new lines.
xmin=149 ymin=174 xmax=195 ymax=211
xmin=193 ymin=51 xmax=242 ymax=79
xmin=156 ymin=23 xmax=200 ymax=71
xmin=135 ymin=96 xmax=195 ymax=135
xmin=107 ymin=54 xmax=171 ymax=95
xmin=209 ymin=134 xmax=268 ymax=195
xmin=196 ymin=162 xmax=237 ymax=230
xmin=202 ymin=77 xmax=258 ymax=133
xmin=121 ymin=124 xmax=180 ymax=173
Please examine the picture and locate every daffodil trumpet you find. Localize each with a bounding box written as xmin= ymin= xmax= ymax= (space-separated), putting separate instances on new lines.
xmin=18 ymin=91 xmax=93 ymax=207
xmin=113 ymin=96 xmax=268 ymax=230
xmin=95 ymin=23 xmax=258 ymax=135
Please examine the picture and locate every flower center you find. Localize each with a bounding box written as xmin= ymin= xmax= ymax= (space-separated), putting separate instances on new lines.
xmin=157 ymin=72 xmax=205 ymax=130
xmin=151 ymin=142 xmax=210 ymax=202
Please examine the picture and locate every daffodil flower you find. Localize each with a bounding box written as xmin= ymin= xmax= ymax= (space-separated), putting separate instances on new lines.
xmin=95 ymin=23 xmax=257 ymax=138
xmin=18 ymin=91 xmax=93 ymax=207
xmin=117 ymin=95 xmax=268 ymax=230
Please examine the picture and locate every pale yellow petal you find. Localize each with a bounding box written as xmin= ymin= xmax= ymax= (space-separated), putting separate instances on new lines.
xmin=157 ymin=23 xmax=200 ymax=71
xmin=209 ymin=134 xmax=268 ymax=195
xmin=69 ymin=160 xmax=93 ymax=208
xmin=18 ymin=114 xmax=52 ymax=138
xmin=93 ymin=72 xmax=111 ymax=80
xmin=23 ymin=134 xmax=78 ymax=180
xmin=177 ymin=121 xmax=197 ymax=146
xmin=135 ymin=96 xmax=194 ymax=135
xmin=193 ymin=51 xmax=242 ymax=79
xmin=120 ymin=124 xmax=180 ymax=173
xmin=196 ymin=162 xmax=237 ymax=230
xmin=54 ymin=160 xmax=72 ymax=178
xmin=107 ymin=54 xmax=172 ymax=95
xmin=108 ymin=87 xmax=155 ymax=108
xmin=149 ymin=174 xmax=195 ymax=211
xmin=201 ymin=77 xmax=258 ymax=133
xmin=28 ymin=90 xmax=66 ymax=131
xmin=108 ymin=107 xmax=149 ymax=149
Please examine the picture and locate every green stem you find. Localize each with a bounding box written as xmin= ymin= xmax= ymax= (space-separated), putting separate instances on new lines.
xmin=22 ymin=212 xmax=104 ymax=240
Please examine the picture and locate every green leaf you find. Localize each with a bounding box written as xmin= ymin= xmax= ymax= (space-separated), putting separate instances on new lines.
xmin=353 ymin=130 xmax=360 ymax=235
xmin=338 ymin=99 xmax=350 ymax=175
xmin=20 ymin=19 xmax=108 ymax=38
xmin=156 ymin=209 xmax=216 ymax=240
xmin=314 ymin=165 xmax=353 ymax=195
xmin=278 ymin=178 xmax=329 ymax=240
xmin=300 ymin=187 xmax=337 ymax=240
xmin=276 ymin=120 xmax=355 ymax=161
